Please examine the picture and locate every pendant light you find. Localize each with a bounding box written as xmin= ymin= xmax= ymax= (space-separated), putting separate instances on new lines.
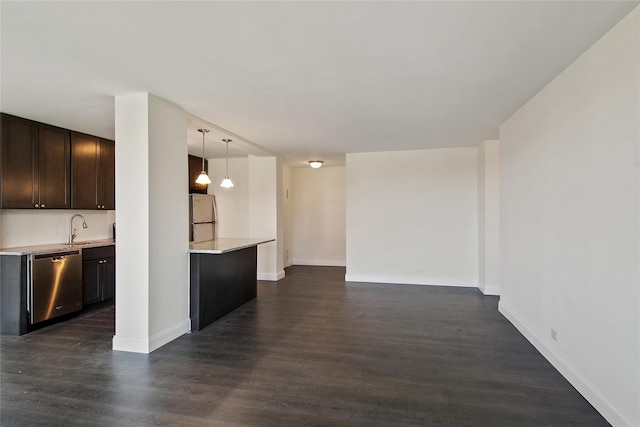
xmin=195 ymin=129 xmax=212 ymax=185
xmin=220 ymin=138 xmax=234 ymax=188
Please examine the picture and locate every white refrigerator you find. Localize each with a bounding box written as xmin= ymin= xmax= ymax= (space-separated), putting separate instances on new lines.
xmin=189 ymin=194 xmax=217 ymax=242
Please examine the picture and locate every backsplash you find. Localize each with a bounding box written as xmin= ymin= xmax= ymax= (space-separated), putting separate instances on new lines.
xmin=0 ymin=209 xmax=115 ymax=248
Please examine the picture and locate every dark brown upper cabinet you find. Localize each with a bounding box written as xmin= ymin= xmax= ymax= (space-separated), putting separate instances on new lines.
xmin=71 ymin=132 xmax=115 ymax=210
xmin=99 ymin=138 xmax=115 ymax=209
xmin=0 ymin=114 xmax=71 ymax=209
xmin=188 ymin=154 xmax=209 ymax=194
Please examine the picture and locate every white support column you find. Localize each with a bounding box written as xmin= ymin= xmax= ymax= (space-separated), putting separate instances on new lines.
xmin=248 ymin=155 xmax=284 ymax=281
xmin=112 ymin=93 xmax=190 ymax=353
xmin=478 ymin=139 xmax=500 ymax=295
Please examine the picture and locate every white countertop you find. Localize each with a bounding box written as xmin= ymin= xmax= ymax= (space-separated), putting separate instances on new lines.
xmin=188 ymin=238 xmax=275 ymax=254
xmin=0 ymin=238 xmax=116 ymax=256
xmin=1 ymin=237 xmax=272 ymax=256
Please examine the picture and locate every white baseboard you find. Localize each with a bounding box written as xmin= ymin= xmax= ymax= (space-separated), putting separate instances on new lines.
xmin=112 ymin=335 xmax=150 ymax=354
xmin=149 ymin=318 xmax=190 ymax=352
xmin=498 ymin=301 xmax=632 ymax=427
xmin=112 ymin=318 xmax=190 ymax=354
xmin=479 ymin=285 xmax=500 ymax=296
xmin=291 ymin=259 xmax=346 ymax=267
xmin=258 ymin=270 xmax=285 ymax=281
xmin=344 ymin=273 xmax=476 ymax=288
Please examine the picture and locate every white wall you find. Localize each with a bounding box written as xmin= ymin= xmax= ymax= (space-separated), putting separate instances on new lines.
xmin=113 ymin=93 xmax=150 ymax=353
xmin=209 ymin=157 xmax=250 ymax=238
xmin=345 ymin=148 xmax=478 ymax=286
xmin=147 ymin=95 xmax=190 ymax=348
xmin=283 ymin=165 xmax=292 ymax=267
xmin=249 ymin=156 xmax=282 ymax=280
xmin=499 ymin=7 xmax=639 ymax=426
xmin=113 ymin=93 xmax=190 ymax=354
xmin=209 ymin=155 xmax=283 ymax=280
xmin=275 ymin=157 xmax=284 ymax=275
xmin=291 ymin=166 xmax=346 ymax=266
xmin=0 ymin=209 xmax=115 ymax=248
xmin=477 ymin=140 xmax=500 ymax=295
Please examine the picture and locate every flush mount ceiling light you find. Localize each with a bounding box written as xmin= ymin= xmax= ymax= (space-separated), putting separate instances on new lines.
xmin=195 ymin=129 xmax=212 ymax=185
xmin=308 ymin=160 xmax=323 ymax=169
xmin=220 ymin=138 xmax=234 ymax=188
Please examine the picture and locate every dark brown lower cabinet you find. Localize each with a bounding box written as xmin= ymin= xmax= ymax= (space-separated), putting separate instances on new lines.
xmin=189 ymin=246 xmax=257 ymax=331
xmin=82 ymin=246 xmax=115 ymax=306
xmin=0 ymin=255 xmax=29 ymax=335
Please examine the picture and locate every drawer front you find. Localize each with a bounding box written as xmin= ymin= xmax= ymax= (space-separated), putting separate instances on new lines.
xmin=82 ymin=245 xmax=115 ymax=261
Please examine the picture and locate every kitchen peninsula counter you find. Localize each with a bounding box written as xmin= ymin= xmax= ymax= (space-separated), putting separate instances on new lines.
xmin=188 ymin=238 xmax=274 ymax=331
xmin=188 ymin=237 xmax=274 ymax=254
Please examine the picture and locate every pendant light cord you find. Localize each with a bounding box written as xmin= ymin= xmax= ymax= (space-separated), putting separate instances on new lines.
xmin=223 ymin=138 xmax=232 ymax=177
xmin=198 ymin=129 xmax=209 ymax=172
xmin=202 ymin=134 xmax=206 ymax=171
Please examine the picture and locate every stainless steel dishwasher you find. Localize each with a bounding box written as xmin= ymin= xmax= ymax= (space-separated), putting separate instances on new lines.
xmin=29 ymin=250 xmax=83 ymax=324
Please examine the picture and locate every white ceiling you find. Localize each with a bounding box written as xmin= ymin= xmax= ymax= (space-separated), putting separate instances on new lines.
xmin=1 ymin=1 xmax=637 ymax=167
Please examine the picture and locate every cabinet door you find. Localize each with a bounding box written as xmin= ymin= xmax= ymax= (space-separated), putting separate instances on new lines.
xmin=38 ymin=124 xmax=70 ymax=209
xmin=1 ymin=114 xmax=38 ymax=208
xmin=82 ymin=260 xmax=101 ymax=306
xmin=188 ymin=154 xmax=208 ymax=194
xmin=71 ymin=132 xmax=99 ymax=209
xmin=102 ymin=257 xmax=115 ymax=301
xmin=99 ymin=138 xmax=115 ymax=210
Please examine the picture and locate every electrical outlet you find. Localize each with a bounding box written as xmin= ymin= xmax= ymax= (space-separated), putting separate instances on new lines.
xmin=2 ymin=225 xmax=13 ymax=237
xmin=551 ymin=329 xmax=558 ymax=342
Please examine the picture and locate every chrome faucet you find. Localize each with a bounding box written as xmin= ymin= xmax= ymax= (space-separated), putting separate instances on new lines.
xmin=69 ymin=214 xmax=88 ymax=244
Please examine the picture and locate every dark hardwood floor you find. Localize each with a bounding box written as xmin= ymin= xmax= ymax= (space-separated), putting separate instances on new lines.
xmin=1 ymin=266 xmax=607 ymax=426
